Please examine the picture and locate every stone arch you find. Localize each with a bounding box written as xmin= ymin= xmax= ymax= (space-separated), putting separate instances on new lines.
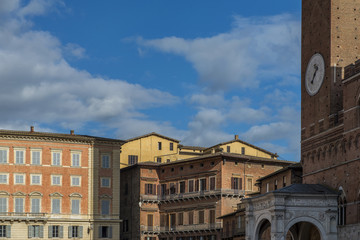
xmin=255 ymin=216 xmax=271 ymax=240
xmin=0 ymin=191 xmax=10 ymax=196
xmin=340 ymin=139 xmax=346 ymax=154
xmin=316 ymin=148 xmax=322 ymax=161
xmin=29 ymin=191 xmax=43 ymax=197
xmin=284 ymin=217 xmax=326 ymax=240
xmin=347 ymin=135 xmax=354 ymax=150
xmin=322 ymin=146 xmax=327 ymax=159
xmin=328 ymin=143 xmax=334 ymax=156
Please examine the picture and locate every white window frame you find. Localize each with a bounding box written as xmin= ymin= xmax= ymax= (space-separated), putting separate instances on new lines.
xmin=101 ymin=154 xmax=110 ymax=168
xmin=30 ymin=174 xmax=42 ymax=185
xmin=100 ymin=177 xmax=111 ymax=188
xmin=0 ymin=147 xmax=9 ymax=164
xmin=30 ymin=149 xmax=42 ymax=165
xmin=31 ymin=198 xmax=41 ymax=213
xmin=51 ymin=150 xmax=62 ymax=166
xmin=14 ymin=148 xmax=25 ymax=165
xmin=14 ymin=173 xmax=25 ymax=185
xmin=70 ymin=176 xmax=81 ymax=187
xmin=51 ymin=175 xmax=62 ymax=186
xmin=51 ymin=198 xmax=61 ymax=214
xmin=71 ymin=151 xmax=81 ymax=167
xmin=0 ymin=173 xmax=9 ymax=185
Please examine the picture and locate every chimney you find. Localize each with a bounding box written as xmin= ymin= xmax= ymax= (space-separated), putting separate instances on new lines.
xmin=70 ymin=130 xmax=74 ymax=135
xmin=235 ymin=134 xmax=239 ymax=140
xmin=30 ymin=126 xmax=34 ymax=133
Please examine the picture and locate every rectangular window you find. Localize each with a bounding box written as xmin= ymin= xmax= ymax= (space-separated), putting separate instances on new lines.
xmin=31 ymin=174 xmax=41 ymax=185
xmin=209 ymin=209 xmax=216 ymax=224
xmin=52 ymin=152 xmax=61 ymax=166
xmin=231 ymin=177 xmax=243 ymax=190
xmin=51 ymin=175 xmax=62 ymax=186
xmin=227 ymin=146 xmax=230 ymax=152
xmin=145 ymin=184 xmax=156 ymax=195
xmin=161 ymin=184 xmax=167 ymax=196
xmin=0 ymin=174 xmax=8 ymax=184
xmin=127 ymin=155 xmax=138 ymax=166
xmin=31 ymin=151 xmax=41 ymax=165
xmin=15 ymin=150 xmax=24 ymax=164
xmin=178 ymin=212 xmax=183 ymax=225
xmin=0 ymin=149 xmax=8 ymax=164
xmin=198 ymin=210 xmax=204 ymax=224
xmin=283 ymin=176 xmax=287 ymax=187
xmin=157 ymin=157 xmax=162 ymax=163
xmin=72 ymin=153 xmax=80 ymax=167
xmin=50 ymin=225 xmax=63 ymax=238
xmin=102 ymin=155 xmax=110 ymax=168
xmin=266 ymin=183 xmax=269 ymax=192
xmin=14 ymin=174 xmax=25 ymax=185
xmin=241 ymin=147 xmax=245 ymax=155
xmin=29 ymin=225 xmax=43 ymax=238
xmin=210 ymin=177 xmax=216 ymax=190
xmin=169 ymin=183 xmax=176 ymax=194
xmin=179 ymin=181 xmax=185 ymax=193
xmin=147 ymin=214 xmax=153 ymax=228
xmin=101 ymin=178 xmax=111 ymax=188
xmin=71 ymin=176 xmax=81 ymax=186
xmin=69 ymin=226 xmax=82 ymax=238
xmin=170 ymin=142 xmax=174 ymax=151
xmin=71 ymin=199 xmax=80 ymax=215
xmin=101 ymin=200 xmax=110 ymax=215
xmin=0 ymin=198 xmax=7 ymax=213
xmin=123 ymin=220 xmax=129 ymax=232
xmin=52 ymin=199 xmax=61 ymax=214
xmin=0 ymin=225 xmax=10 ymax=238
xmin=188 ymin=211 xmax=193 ymax=225
xmin=14 ymin=198 xmax=24 ymax=213
xmin=31 ymin=198 xmax=41 ymax=213
xmin=158 ymin=142 xmax=162 ymax=150
xmin=99 ymin=226 xmax=112 ymax=238
xmin=188 ymin=180 xmax=194 ymax=192
xmin=200 ymin=178 xmax=206 ymax=191
xmin=248 ymin=178 xmax=253 ymax=191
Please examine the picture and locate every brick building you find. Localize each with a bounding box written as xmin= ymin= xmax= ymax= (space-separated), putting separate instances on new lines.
xmin=0 ymin=128 xmax=123 ymax=239
xmin=120 ymin=151 xmax=293 ymax=240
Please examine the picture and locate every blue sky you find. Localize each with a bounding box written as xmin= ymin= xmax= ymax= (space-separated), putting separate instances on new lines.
xmin=0 ymin=0 xmax=301 ymax=161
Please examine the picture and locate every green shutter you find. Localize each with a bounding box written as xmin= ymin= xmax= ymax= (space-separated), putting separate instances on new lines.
xmin=5 ymin=225 xmax=11 ymax=238
xmin=68 ymin=226 xmax=72 ymax=238
xmin=98 ymin=226 xmax=102 ymax=238
xmin=48 ymin=226 xmax=52 ymax=238
xmin=39 ymin=226 xmax=44 ymax=238
xmin=59 ymin=226 xmax=63 ymax=238
xmin=28 ymin=225 xmax=33 ymax=238
xmin=79 ymin=227 xmax=83 ymax=238
xmin=108 ymin=226 xmax=112 ymax=238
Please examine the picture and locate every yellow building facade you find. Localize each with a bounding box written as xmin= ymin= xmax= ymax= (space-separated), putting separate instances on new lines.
xmin=120 ymin=133 xmax=277 ymax=168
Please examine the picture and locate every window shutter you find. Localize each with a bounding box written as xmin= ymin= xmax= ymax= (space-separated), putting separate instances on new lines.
xmin=48 ymin=226 xmax=52 ymax=238
xmin=39 ymin=226 xmax=44 ymax=238
xmin=157 ymin=185 xmax=161 ymax=196
xmin=195 ymin=180 xmax=199 ymax=191
xmin=152 ymin=184 xmax=156 ymax=195
xmin=79 ymin=227 xmax=83 ymax=238
xmin=59 ymin=226 xmax=63 ymax=238
xmin=145 ymin=184 xmax=148 ymax=195
xmin=68 ymin=226 xmax=72 ymax=238
xmin=98 ymin=227 xmax=102 ymax=238
xmin=231 ymin=177 xmax=234 ymax=189
xmin=204 ymin=179 xmax=207 ymax=190
xmin=6 ymin=225 xmax=10 ymax=238
xmin=28 ymin=225 xmax=33 ymax=238
xmin=239 ymin=178 xmax=243 ymax=190
xmin=175 ymin=183 xmax=179 ymax=194
xmin=109 ymin=226 xmax=112 ymax=238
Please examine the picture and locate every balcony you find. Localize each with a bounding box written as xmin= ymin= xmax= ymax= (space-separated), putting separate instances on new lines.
xmin=141 ymin=223 xmax=223 ymax=234
xmin=141 ymin=189 xmax=244 ymax=203
xmin=0 ymin=212 xmax=48 ymax=221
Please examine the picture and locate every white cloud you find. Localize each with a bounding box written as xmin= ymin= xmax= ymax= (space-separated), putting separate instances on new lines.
xmin=0 ymin=0 xmax=179 ymax=137
xmin=138 ymin=14 xmax=300 ymax=91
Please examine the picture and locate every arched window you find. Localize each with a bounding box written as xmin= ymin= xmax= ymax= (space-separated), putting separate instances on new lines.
xmin=338 ymin=187 xmax=346 ymax=226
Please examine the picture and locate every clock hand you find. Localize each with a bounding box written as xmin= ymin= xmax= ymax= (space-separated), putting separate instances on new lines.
xmin=311 ymin=64 xmax=319 ymax=84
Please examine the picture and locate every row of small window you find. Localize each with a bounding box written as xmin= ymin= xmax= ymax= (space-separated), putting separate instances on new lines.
xmin=226 ymin=146 xmax=246 ymax=154
xmin=143 ymin=177 xmax=216 ymax=195
xmin=0 ymin=173 xmax=82 ymax=187
xmin=0 ymin=225 xmax=84 ymax=238
xmin=231 ymin=177 xmax=254 ymax=191
xmin=160 ymin=162 xmax=216 ymax=173
xmin=0 ymin=197 xmax=82 ymax=215
xmin=158 ymin=142 xmax=174 ymax=151
xmin=160 ymin=210 xmax=216 ymax=226
xmin=0 ymin=148 xmax=112 ymax=168
xmin=265 ymin=176 xmax=287 ymax=192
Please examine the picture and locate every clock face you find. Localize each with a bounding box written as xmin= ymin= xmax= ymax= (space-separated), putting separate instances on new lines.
xmin=305 ymin=53 xmax=325 ymax=96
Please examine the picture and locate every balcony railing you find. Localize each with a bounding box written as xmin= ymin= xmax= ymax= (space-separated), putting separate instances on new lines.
xmin=141 ymin=223 xmax=223 ymax=234
xmin=0 ymin=212 xmax=120 ymax=221
xmin=141 ymin=189 xmax=244 ymax=202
